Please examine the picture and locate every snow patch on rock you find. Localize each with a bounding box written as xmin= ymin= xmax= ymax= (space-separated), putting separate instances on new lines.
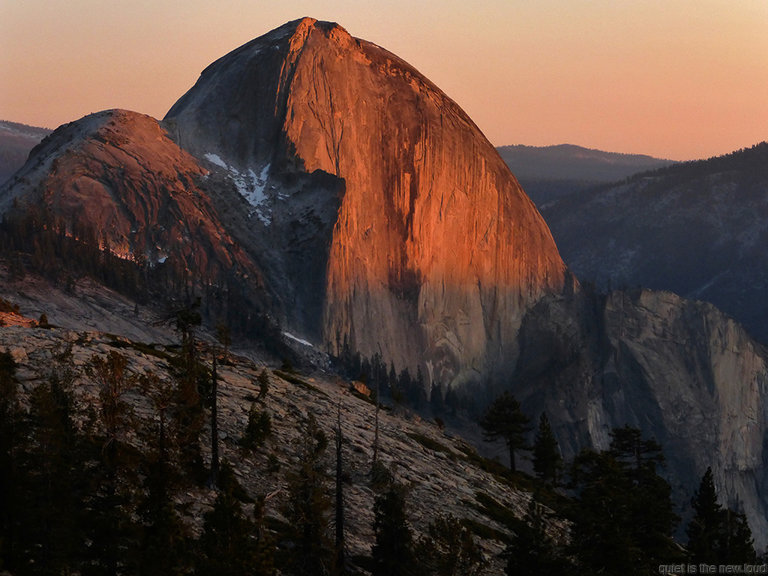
xmin=204 ymin=153 xmax=272 ymax=225
xmin=283 ymin=332 xmax=313 ymax=347
xmin=204 ymin=152 xmax=228 ymax=169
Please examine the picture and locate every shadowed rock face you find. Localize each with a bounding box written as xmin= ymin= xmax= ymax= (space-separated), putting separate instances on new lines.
xmin=0 ymin=109 xmax=262 ymax=290
xmin=540 ymin=143 xmax=768 ymax=344
xmin=513 ymin=287 xmax=768 ymax=548
xmin=165 ymin=17 xmax=568 ymax=388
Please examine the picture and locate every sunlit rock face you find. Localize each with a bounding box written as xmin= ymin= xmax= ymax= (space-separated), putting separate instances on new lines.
xmin=0 ymin=109 xmax=260 ymax=288
xmin=165 ymin=18 xmax=568 ymax=388
xmin=512 ymin=287 xmax=768 ymax=548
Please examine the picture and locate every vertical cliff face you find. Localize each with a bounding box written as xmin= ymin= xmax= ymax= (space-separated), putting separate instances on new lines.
xmin=165 ymin=18 xmax=568 ymax=387
xmin=512 ymin=287 xmax=768 ymax=548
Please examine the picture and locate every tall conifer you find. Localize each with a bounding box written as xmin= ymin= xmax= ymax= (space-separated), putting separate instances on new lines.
xmin=479 ymin=392 xmax=531 ymax=472
xmin=372 ymin=483 xmax=415 ymax=576
xmin=532 ymin=413 xmax=562 ymax=485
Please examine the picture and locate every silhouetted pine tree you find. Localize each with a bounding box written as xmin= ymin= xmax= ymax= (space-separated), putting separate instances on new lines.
xmin=16 ymin=371 xmax=83 ymax=575
xmin=479 ymin=392 xmax=531 ymax=472
xmin=283 ymin=414 xmax=333 ymax=576
xmin=394 ymin=368 xmax=411 ymax=405
xmin=0 ymin=351 xmax=22 ymax=570
xmin=333 ymin=405 xmax=347 ymax=576
xmin=170 ymin=300 xmax=207 ymax=481
xmin=371 ymin=483 xmax=415 ymax=576
xmin=82 ymin=351 xmax=142 ymax=576
xmin=569 ymin=426 xmax=681 ymax=575
xmin=720 ymin=508 xmax=757 ymax=563
xmin=687 ymin=467 xmax=756 ymax=563
xmin=138 ymin=372 xmax=189 ymax=576
xmin=209 ymin=351 xmax=220 ymax=487
xmin=138 ymin=455 xmax=189 ymax=576
xmin=504 ymin=498 xmax=569 ymax=576
xmin=252 ymin=495 xmax=277 ymax=576
xmin=207 ymin=324 xmax=231 ymax=489
xmin=687 ymin=467 xmax=722 ymax=563
xmin=532 ymin=413 xmax=562 ymax=485
xmin=197 ymin=462 xmax=265 ymax=576
xmin=416 ymin=514 xmax=486 ymax=576
xmin=241 ymin=405 xmax=272 ymax=450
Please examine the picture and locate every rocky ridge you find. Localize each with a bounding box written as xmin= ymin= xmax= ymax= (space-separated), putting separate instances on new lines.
xmin=0 ymin=109 xmax=264 ymax=294
xmin=164 ymin=17 xmax=569 ymax=390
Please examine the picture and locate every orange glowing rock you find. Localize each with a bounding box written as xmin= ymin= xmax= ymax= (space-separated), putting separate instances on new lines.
xmin=165 ymin=18 xmax=570 ymax=389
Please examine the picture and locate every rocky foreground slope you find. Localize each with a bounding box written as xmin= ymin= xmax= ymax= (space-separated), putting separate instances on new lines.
xmin=0 ymin=270 xmax=562 ymax=574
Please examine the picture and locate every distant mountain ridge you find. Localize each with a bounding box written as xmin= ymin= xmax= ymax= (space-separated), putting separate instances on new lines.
xmin=541 ymin=142 xmax=768 ymax=342
xmin=496 ymin=143 xmax=675 ymax=204
xmin=2 ymin=120 xmax=676 ymax=208
xmin=0 ymin=120 xmax=52 ymax=184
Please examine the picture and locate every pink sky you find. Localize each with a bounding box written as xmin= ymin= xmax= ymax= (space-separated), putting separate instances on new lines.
xmin=1 ymin=1 xmax=766 ymax=161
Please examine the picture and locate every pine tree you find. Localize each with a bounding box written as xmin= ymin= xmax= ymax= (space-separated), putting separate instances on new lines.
xmin=333 ymin=405 xmax=346 ymax=576
xmin=241 ymin=406 xmax=272 ymax=450
xmin=687 ymin=467 xmax=756 ymax=563
xmin=256 ymin=368 xmax=270 ymax=401
xmin=283 ymin=414 xmax=332 ymax=576
xmin=0 ymin=351 xmax=22 ymax=570
xmin=372 ymin=483 xmax=415 ymax=576
xmin=197 ymin=461 xmax=265 ymax=576
xmin=720 ymin=508 xmax=756 ymax=563
xmin=608 ymin=426 xmax=679 ymax=562
xmin=208 ymin=324 xmax=232 ymax=489
xmin=241 ymin=369 xmax=272 ymax=452
xmin=504 ymin=498 xmax=570 ymax=576
xmin=252 ymin=495 xmax=277 ymax=576
xmin=569 ymin=426 xmax=681 ymax=575
xmin=388 ymin=363 xmax=397 ymax=395
xmin=16 ymin=371 xmax=83 ymax=574
xmin=83 ymin=351 xmax=142 ymax=576
xmin=209 ymin=351 xmax=220 ymax=487
xmin=138 ymin=372 xmax=189 ymax=576
xmin=532 ymin=413 xmax=562 ymax=485
xmin=687 ymin=467 xmax=722 ymax=563
xmin=138 ymin=455 xmax=189 ymax=576
xmin=170 ymin=300 xmax=206 ymax=480
xmin=394 ymin=368 xmax=411 ymax=405
xmin=417 ymin=515 xmax=486 ymax=576
xmin=479 ymin=392 xmax=531 ymax=472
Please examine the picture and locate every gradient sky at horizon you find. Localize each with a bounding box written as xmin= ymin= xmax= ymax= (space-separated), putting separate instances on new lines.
xmin=1 ymin=1 xmax=766 ymax=161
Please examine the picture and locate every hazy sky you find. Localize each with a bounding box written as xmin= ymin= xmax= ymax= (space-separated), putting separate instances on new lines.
xmin=1 ymin=0 xmax=766 ymax=160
